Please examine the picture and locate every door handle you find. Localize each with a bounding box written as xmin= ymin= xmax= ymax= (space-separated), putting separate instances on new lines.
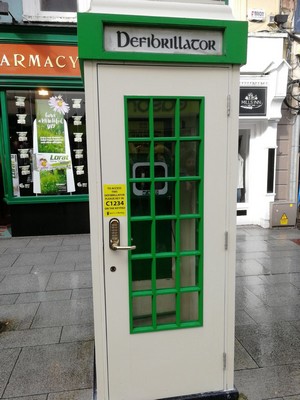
xmin=111 ymin=244 xmax=137 ymax=251
xmin=109 ymin=218 xmax=136 ymax=251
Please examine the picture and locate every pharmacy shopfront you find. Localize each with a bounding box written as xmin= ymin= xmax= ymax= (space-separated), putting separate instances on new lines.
xmin=0 ymin=24 xmax=89 ymax=236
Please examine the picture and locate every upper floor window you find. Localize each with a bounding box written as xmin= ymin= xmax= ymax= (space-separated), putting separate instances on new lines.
xmin=22 ymin=0 xmax=90 ymax=23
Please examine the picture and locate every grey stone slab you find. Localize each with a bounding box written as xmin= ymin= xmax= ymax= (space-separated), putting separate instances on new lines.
xmin=46 ymin=271 xmax=92 ymax=291
xmin=266 ymin=239 xmax=300 ymax=250
xmin=236 ymin=240 xmax=272 ymax=253
xmin=284 ymin=396 xmax=300 ymax=400
xmin=0 ymin=265 xmax=33 ymax=275
xmin=236 ymin=252 xmax=271 ymax=260
xmin=17 ymin=290 xmax=72 ymax=304
xmin=4 ymin=247 xmax=43 ymax=254
xmin=0 ymin=293 xmax=18 ymax=305
xmin=32 ymin=298 xmax=94 ymax=328
xmin=62 ymin=235 xmax=90 ymax=246
xmin=236 ymin=276 xmax=266 ymax=286
xmin=42 ymin=245 xmax=79 ymax=253
xmin=31 ymin=263 xmax=75 ymax=273
xmin=235 ymin=322 xmax=300 ymax=367
xmin=0 ymin=348 xmax=21 ymax=397
xmin=0 ymin=302 xmax=39 ymax=329
xmin=0 ymin=327 xmax=61 ymax=349
xmin=257 ymin=257 xmax=300 ymax=274
xmin=0 ymin=238 xmax=30 ymax=248
xmin=61 ymin=324 xmax=94 ymax=343
xmin=234 ymin=339 xmax=258 ymax=371
xmin=27 ymin=237 xmax=63 ymax=247
xmin=48 ymin=389 xmax=93 ymax=400
xmin=0 ymin=253 xmax=19 ymax=268
xmin=236 ymin=259 xmax=270 ymax=276
xmin=260 ymin=273 xmax=300 ymax=284
xmin=75 ymin=263 xmax=92 ymax=271
xmin=2 ymin=396 xmax=47 ymax=400
xmin=235 ymin=310 xmax=257 ymax=326
xmin=263 ymin=250 xmax=300 ymax=259
xmin=246 ymin=304 xmax=300 ymax=324
xmin=3 ymin=341 xmax=94 ymax=398
xmin=55 ymin=251 xmax=91 ymax=266
xmin=246 ymin=282 xmax=300 ymax=307
xmin=71 ymin=289 xmax=93 ymax=299
xmin=235 ymin=286 xmax=266 ymax=311
xmin=14 ymin=252 xmax=58 ymax=267
xmin=0 ymin=273 xmax=50 ymax=294
xmin=235 ymin=364 xmax=300 ymax=400
xmin=79 ymin=244 xmax=91 ymax=251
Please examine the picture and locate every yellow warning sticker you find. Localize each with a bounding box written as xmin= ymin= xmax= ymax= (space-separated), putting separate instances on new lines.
xmin=103 ymin=184 xmax=126 ymax=217
xmin=280 ymin=213 xmax=288 ymax=225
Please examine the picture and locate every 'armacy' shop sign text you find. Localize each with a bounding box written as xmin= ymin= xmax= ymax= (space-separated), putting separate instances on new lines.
xmin=104 ymin=26 xmax=223 ymax=55
xmin=0 ymin=43 xmax=80 ymax=77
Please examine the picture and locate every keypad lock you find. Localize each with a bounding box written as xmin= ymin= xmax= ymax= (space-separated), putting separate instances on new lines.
xmin=109 ymin=218 xmax=136 ymax=251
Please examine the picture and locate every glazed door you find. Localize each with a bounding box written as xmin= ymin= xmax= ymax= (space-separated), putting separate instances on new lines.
xmin=98 ymin=64 xmax=230 ymax=400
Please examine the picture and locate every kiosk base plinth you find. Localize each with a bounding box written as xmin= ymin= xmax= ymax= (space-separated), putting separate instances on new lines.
xmin=160 ymin=389 xmax=239 ymax=400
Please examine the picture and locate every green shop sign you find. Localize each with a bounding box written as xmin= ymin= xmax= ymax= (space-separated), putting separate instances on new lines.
xmin=78 ymin=13 xmax=248 ymax=64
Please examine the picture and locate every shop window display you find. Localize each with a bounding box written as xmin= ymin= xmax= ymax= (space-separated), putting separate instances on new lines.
xmin=7 ymin=90 xmax=88 ymax=197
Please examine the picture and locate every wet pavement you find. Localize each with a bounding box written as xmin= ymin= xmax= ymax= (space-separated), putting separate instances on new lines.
xmin=0 ymin=234 xmax=94 ymax=400
xmin=235 ymin=226 xmax=300 ymax=400
xmin=1 ymin=227 xmax=300 ymax=399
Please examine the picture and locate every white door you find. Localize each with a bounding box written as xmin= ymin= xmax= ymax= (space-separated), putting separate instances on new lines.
xmin=95 ymin=63 xmax=231 ymax=400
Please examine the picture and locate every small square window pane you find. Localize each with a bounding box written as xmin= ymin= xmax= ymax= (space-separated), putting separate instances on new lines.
xmin=181 ymin=292 xmax=199 ymax=322
xmin=157 ymin=294 xmax=176 ymax=325
xmin=41 ymin=0 xmax=77 ymax=12
xmin=132 ymin=296 xmax=152 ymax=328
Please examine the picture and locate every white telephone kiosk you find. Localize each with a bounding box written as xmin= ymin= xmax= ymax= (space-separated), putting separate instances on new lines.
xmin=78 ymin=2 xmax=247 ymax=400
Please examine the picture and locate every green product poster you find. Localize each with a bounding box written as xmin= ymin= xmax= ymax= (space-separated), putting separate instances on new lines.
xmin=33 ymin=96 xmax=75 ymax=195
xmin=36 ymin=99 xmax=66 ymax=154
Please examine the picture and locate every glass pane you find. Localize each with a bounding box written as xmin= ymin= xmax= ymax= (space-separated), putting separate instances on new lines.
xmin=154 ymin=141 xmax=175 ymax=176
xmin=156 ymin=257 xmax=174 ymax=282
xmin=181 ymin=292 xmax=199 ymax=322
xmin=127 ymin=99 xmax=149 ymax=138
xmin=156 ymin=257 xmax=175 ymax=287
xmin=7 ymin=90 xmax=88 ymax=197
xmin=131 ymin=260 xmax=152 ymax=285
xmin=156 ymin=220 xmax=174 ymax=253
xmin=180 ymin=100 xmax=200 ymax=137
xmin=129 ymin=142 xmax=151 ymax=178
xmin=155 ymin=195 xmax=173 ymax=216
xmin=180 ymin=141 xmax=199 ymax=176
xmin=154 ymin=99 xmax=176 ymax=137
xmin=156 ymin=294 xmax=176 ymax=325
xmin=180 ymin=219 xmax=198 ymax=252
xmin=180 ymin=181 xmax=198 ymax=214
xmin=132 ymin=296 xmax=152 ymax=328
xmin=131 ymin=220 xmax=152 ymax=254
xmin=130 ymin=185 xmax=151 ymax=216
xmin=41 ymin=0 xmax=77 ymax=12
xmin=180 ymin=256 xmax=199 ymax=287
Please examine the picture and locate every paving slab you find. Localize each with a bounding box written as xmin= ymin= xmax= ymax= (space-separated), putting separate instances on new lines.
xmin=0 ymin=273 xmax=50 ymax=294
xmin=0 ymin=327 xmax=61 ymax=349
xmin=47 ymin=389 xmax=93 ymax=400
xmin=14 ymin=252 xmax=58 ymax=267
xmin=61 ymin=324 xmax=94 ymax=343
xmin=46 ymin=271 xmax=92 ymax=291
xmin=32 ymin=298 xmax=94 ymax=328
xmin=55 ymin=251 xmax=91 ymax=266
xmin=0 ymin=348 xmax=21 ymax=397
xmin=235 ymin=364 xmax=300 ymax=400
xmin=236 ymin=322 xmax=300 ymax=367
xmin=3 ymin=341 xmax=94 ymax=398
xmin=16 ymin=290 xmax=72 ymax=304
xmin=0 ymin=302 xmax=39 ymax=330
